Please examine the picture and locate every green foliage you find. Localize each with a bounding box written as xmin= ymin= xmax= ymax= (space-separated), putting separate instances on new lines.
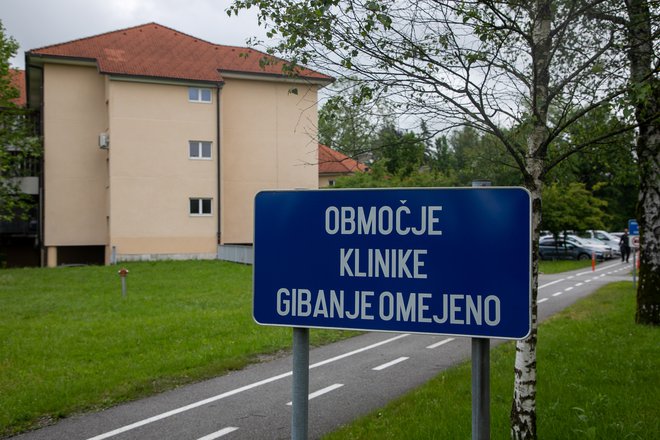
xmin=333 ymin=161 xmax=456 ymax=189
xmin=372 ymin=124 xmax=425 ymax=177
xmin=318 ymin=80 xmax=377 ymax=159
xmin=0 ymin=20 xmax=42 ymax=222
xmin=0 ymin=21 xmax=19 ymax=106
xmin=445 ymin=126 xmax=523 ymax=186
xmin=541 ymin=182 xmax=609 ymax=234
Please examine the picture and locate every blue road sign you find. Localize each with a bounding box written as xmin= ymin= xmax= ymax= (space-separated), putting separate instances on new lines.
xmin=253 ymin=188 xmax=532 ymax=340
xmin=628 ymin=219 xmax=639 ymax=236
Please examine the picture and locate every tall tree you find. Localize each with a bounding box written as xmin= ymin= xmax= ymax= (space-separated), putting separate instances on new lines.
xmin=545 ymin=105 xmax=638 ymax=230
xmin=228 ymin=1 xmax=643 ymax=437
xmin=624 ymin=0 xmax=659 ymax=325
xmin=372 ymin=123 xmax=426 ymax=176
xmin=318 ymin=78 xmax=378 ymax=161
xmin=587 ymin=0 xmax=659 ymax=324
xmin=0 ymin=21 xmax=40 ymax=222
xmin=541 ymin=182 xmax=609 ymax=235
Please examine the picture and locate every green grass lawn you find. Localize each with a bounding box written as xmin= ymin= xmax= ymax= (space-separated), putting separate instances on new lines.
xmin=323 ymin=282 xmax=659 ymax=439
xmin=538 ymin=259 xmax=593 ymax=274
xmin=0 ymin=260 xmax=355 ymax=437
xmin=1 ymin=261 xmax=651 ymax=438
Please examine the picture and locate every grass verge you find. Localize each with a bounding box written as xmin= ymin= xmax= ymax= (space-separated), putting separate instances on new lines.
xmin=538 ymin=259 xmax=593 ymax=274
xmin=323 ymin=282 xmax=659 ymax=439
xmin=0 ymin=261 xmax=356 ymax=437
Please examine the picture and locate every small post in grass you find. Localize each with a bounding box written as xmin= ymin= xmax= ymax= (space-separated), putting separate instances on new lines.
xmin=118 ymin=268 xmax=129 ymax=297
xmin=591 ymin=251 xmax=596 ymax=271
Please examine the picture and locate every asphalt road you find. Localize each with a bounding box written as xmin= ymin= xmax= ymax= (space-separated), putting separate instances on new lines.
xmin=11 ymin=260 xmax=633 ymax=440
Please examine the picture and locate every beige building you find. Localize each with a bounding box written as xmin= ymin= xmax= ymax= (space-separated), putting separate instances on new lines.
xmin=25 ymin=23 xmax=332 ymax=266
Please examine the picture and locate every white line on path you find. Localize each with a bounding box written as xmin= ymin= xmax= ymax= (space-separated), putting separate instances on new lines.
xmin=538 ymin=298 xmax=549 ymax=303
xmin=373 ymin=357 xmax=409 ymax=371
xmin=85 ymin=334 xmax=409 ymax=440
xmin=552 ymin=292 xmax=563 ymax=297
xmin=564 ymin=286 xmax=574 ymax=292
xmin=196 ymin=427 xmax=239 ymax=440
xmin=286 ymin=384 xmax=344 ymax=405
xmin=538 ymin=279 xmax=565 ymax=289
xmin=426 ymin=337 xmax=455 ymax=349
xmin=577 ymin=261 xmax=624 ymax=276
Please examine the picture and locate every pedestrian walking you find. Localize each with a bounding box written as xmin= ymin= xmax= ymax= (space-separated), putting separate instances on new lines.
xmin=620 ymin=228 xmax=631 ymax=263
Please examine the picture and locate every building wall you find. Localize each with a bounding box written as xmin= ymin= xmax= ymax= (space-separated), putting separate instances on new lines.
xmin=319 ymin=174 xmax=342 ymax=188
xmin=107 ymin=80 xmax=218 ymax=259
xmin=42 ymin=64 xmax=108 ymax=249
xmin=220 ymin=78 xmax=319 ymax=244
xmin=42 ymin=64 xmax=321 ymax=263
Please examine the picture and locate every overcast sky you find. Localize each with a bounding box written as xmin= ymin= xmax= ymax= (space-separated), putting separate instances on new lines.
xmin=2 ymin=0 xmax=269 ymax=69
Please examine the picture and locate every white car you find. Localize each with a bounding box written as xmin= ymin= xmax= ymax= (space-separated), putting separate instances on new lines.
xmin=540 ymin=235 xmax=614 ymax=260
xmin=566 ymin=235 xmax=614 ymax=259
xmin=578 ymin=230 xmax=622 ymax=256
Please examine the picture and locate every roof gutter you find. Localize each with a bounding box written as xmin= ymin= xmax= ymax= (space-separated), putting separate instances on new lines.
xmin=219 ymin=70 xmax=334 ymax=88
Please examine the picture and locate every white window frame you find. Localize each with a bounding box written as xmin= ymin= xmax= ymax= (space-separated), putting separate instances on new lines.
xmin=189 ymin=141 xmax=212 ymax=160
xmin=189 ymin=198 xmax=213 ymax=216
xmin=188 ymin=87 xmax=212 ymax=103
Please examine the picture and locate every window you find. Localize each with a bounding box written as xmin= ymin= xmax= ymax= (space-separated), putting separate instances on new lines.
xmin=190 ymin=198 xmax=212 ymax=216
xmin=188 ymin=87 xmax=212 ymax=103
xmin=189 ymin=141 xmax=212 ymax=159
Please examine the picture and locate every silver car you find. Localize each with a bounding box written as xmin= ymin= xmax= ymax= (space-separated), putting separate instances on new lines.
xmin=578 ymin=230 xmax=621 ymax=257
xmin=540 ymin=235 xmax=613 ymax=260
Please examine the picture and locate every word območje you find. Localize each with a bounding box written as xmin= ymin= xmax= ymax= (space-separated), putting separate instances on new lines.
xmin=325 ymin=205 xmax=443 ymax=236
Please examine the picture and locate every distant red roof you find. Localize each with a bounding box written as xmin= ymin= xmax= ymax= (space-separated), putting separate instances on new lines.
xmin=318 ymin=144 xmax=368 ymax=174
xmin=27 ymin=23 xmax=332 ymax=84
xmin=8 ymin=69 xmax=26 ymax=106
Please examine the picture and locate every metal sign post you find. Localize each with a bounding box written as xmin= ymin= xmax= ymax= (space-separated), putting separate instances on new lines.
xmin=292 ymin=327 xmax=309 ymax=440
xmin=472 ymin=338 xmax=490 ymax=440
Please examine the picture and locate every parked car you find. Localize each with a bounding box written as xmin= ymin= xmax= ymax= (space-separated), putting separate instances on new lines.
xmin=539 ymin=236 xmax=611 ymax=261
xmin=577 ymin=230 xmax=622 ymax=256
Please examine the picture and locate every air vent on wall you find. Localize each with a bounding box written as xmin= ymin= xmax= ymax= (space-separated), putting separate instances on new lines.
xmin=99 ymin=133 xmax=109 ymax=149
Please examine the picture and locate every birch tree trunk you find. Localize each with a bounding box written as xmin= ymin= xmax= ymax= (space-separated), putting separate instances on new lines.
xmin=511 ymin=1 xmax=552 ymax=438
xmin=626 ymin=0 xmax=660 ymax=325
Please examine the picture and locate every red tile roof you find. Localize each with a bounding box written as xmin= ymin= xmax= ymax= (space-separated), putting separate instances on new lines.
xmin=318 ymin=144 xmax=368 ymax=174
xmin=8 ymin=69 xmax=26 ymax=106
xmin=27 ymin=23 xmax=332 ymax=84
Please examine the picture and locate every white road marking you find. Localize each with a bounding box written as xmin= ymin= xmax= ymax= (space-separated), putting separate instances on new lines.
xmin=373 ymin=357 xmax=409 ymax=371
xmin=577 ymin=261 xmax=622 ymax=276
xmin=309 ymin=334 xmax=410 ymax=369
xmin=538 ymin=279 xmax=565 ymax=289
xmin=84 ymin=334 xmax=409 ymax=440
xmin=196 ymin=427 xmax=239 ymax=440
xmin=538 ymin=298 xmax=549 ymax=303
xmin=552 ymin=292 xmax=563 ymax=297
xmin=575 ymin=283 xmax=583 ymax=287
xmin=286 ymin=384 xmax=344 ymax=405
xmin=426 ymin=337 xmax=455 ymax=349
xmin=564 ymin=286 xmax=574 ymax=292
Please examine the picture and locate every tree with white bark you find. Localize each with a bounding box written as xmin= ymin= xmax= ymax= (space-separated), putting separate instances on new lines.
xmin=228 ymin=0 xmax=657 ymax=437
